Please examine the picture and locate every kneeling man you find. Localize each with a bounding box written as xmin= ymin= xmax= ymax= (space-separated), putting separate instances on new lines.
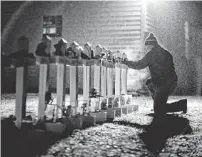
xmin=123 ymin=33 xmax=187 ymax=117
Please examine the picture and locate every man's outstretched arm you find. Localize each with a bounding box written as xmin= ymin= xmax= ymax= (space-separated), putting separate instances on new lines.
xmin=123 ymin=52 xmax=151 ymax=70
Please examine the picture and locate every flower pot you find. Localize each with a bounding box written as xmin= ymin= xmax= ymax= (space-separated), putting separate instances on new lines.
xmin=80 ymin=115 xmax=96 ymax=128
xmin=90 ymin=111 xmax=107 ymax=123
xmin=114 ymin=108 xmax=122 ymax=117
xmin=44 ymin=122 xmax=67 ymax=134
xmin=132 ymin=105 xmax=139 ymax=112
xmin=106 ymin=108 xmax=116 ymax=121
xmin=128 ymin=106 xmax=133 ymax=114
xmin=122 ymin=107 xmax=128 ymax=115
xmin=68 ymin=117 xmax=82 ymax=129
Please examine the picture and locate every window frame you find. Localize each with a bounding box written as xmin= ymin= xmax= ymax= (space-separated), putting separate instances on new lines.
xmin=43 ymin=15 xmax=62 ymax=37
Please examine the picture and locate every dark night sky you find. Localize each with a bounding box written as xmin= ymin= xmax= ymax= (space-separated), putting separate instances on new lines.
xmin=1 ymin=1 xmax=24 ymax=32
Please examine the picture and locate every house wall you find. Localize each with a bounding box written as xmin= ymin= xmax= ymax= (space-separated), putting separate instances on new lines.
xmin=2 ymin=1 xmax=146 ymax=93
xmin=2 ymin=1 xmax=201 ymax=95
xmin=2 ymin=1 xmax=143 ymax=55
xmin=189 ymin=27 xmax=202 ymax=95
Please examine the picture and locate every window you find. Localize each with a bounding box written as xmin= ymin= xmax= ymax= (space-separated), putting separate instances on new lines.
xmin=43 ymin=15 xmax=62 ymax=37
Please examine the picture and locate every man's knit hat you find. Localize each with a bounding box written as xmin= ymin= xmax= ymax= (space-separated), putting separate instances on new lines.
xmin=145 ymin=33 xmax=157 ymax=45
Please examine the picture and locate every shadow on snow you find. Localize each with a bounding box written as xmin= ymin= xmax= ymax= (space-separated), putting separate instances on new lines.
xmin=114 ymin=114 xmax=193 ymax=154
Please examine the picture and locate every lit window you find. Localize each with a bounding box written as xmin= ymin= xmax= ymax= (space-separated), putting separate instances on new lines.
xmin=43 ymin=15 xmax=62 ymax=37
xmin=49 ymin=27 xmax=56 ymax=34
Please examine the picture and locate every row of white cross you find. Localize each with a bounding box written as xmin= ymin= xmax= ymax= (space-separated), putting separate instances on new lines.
xmin=14 ymin=57 xmax=128 ymax=129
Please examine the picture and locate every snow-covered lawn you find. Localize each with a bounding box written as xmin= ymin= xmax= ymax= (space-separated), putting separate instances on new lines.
xmin=1 ymin=94 xmax=202 ymax=156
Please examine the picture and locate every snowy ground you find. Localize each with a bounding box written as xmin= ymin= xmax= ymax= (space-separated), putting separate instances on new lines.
xmin=1 ymin=94 xmax=202 ymax=156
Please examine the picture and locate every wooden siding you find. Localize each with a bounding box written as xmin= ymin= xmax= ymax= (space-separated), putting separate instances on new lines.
xmin=2 ymin=1 xmax=144 ymax=55
xmin=144 ymin=2 xmax=155 ymax=37
xmin=81 ymin=1 xmax=143 ymax=53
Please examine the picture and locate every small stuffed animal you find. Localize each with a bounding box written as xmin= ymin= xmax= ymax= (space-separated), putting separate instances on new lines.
xmin=53 ymin=38 xmax=68 ymax=56
xmin=122 ymin=53 xmax=128 ymax=62
xmin=95 ymin=45 xmax=102 ymax=57
xmin=62 ymin=105 xmax=72 ymax=117
xmin=83 ymin=42 xmax=92 ymax=59
xmin=45 ymin=91 xmax=53 ymax=113
xmin=35 ymin=35 xmax=52 ymax=57
xmin=101 ymin=99 xmax=107 ymax=110
xmin=107 ymin=50 xmax=113 ymax=62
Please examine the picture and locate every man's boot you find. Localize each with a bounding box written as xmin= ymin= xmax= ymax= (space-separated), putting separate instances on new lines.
xmin=166 ymin=99 xmax=187 ymax=113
